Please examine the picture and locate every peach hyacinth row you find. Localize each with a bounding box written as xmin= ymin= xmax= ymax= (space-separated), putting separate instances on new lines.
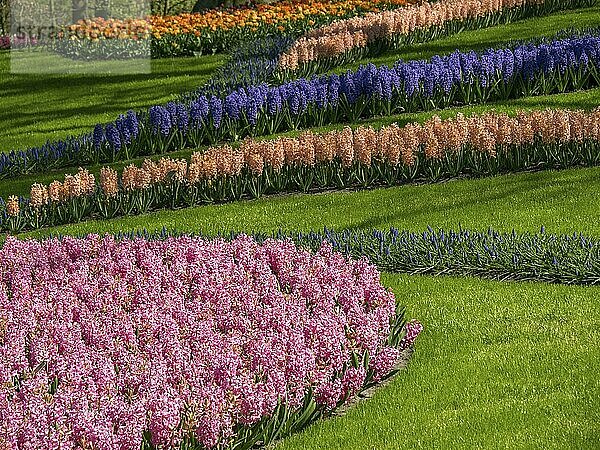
xmin=278 ymin=0 xmax=547 ymax=70
xmin=25 ymin=107 xmax=600 ymax=209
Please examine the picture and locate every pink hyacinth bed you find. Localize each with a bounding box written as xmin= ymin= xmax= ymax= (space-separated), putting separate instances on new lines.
xmin=0 ymin=234 xmax=419 ymax=449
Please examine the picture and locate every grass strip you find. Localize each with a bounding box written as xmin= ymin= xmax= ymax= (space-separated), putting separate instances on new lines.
xmin=19 ymin=165 xmax=600 ymax=240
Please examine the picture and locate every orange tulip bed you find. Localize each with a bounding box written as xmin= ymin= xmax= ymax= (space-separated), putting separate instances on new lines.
xmin=51 ymin=0 xmax=413 ymax=58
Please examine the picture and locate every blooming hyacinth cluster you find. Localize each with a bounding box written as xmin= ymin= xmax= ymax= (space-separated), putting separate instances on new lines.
xmin=163 ymin=33 xmax=600 ymax=130
xmin=0 ymin=107 xmax=597 ymax=232
xmin=277 ymin=0 xmax=592 ymax=71
xmin=216 ymin=33 xmax=600 ymax=122
xmin=29 ymin=106 xmax=600 ymax=202
xmin=400 ymin=320 xmax=424 ymax=350
xmin=2 ymin=30 xmax=599 ymax=180
xmin=0 ymin=234 xmax=412 ymax=449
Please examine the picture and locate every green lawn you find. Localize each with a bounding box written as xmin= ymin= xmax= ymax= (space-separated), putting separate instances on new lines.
xmin=275 ymin=274 xmax=600 ymax=449
xmin=0 ymin=51 xmax=225 ymax=152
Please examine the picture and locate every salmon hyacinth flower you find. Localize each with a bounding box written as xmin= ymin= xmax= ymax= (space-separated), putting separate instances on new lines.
xmin=5 ymin=196 xmax=19 ymax=217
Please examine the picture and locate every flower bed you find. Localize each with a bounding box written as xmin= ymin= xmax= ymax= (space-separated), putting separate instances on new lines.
xmin=62 ymin=226 xmax=600 ymax=286
xmin=3 ymin=107 xmax=600 ymax=232
xmin=0 ymin=34 xmax=38 ymax=50
xmin=276 ymin=0 xmax=596 ymax=77
xmin=184 ymin=0 xmax=598 ymax=100
xmin=278 ymin=226 xmax=600 ymax=285
xmin=2 ymin=30 xmax=599 ymax=180
xmin=51 ymin=0 xmax=412 ymax=59
xmin=0 ymin=234 xmax=418 ymax=448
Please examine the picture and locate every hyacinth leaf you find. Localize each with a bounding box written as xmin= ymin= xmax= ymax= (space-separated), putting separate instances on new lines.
xmin=230 ymin=428 xmax=250 ymax=450
xmin=231 ymin=424 xmax=262 ymax=450
xmin=291 ymin=391 xmax=318 ymax=431
xmin=261 ymin=402 xmax=283 ymax=445
xmin=388 ymin=307 xmax=407 ymax=348
xmin=270 ymin=401 xmax=293 ymax=444
xmin=352 ymin=351 xmax=361 ymax=369
xmin=362 ymin=349 xmax=371 ymax=370
xmin=32 ymin=360 xmax=47 ymax=376
xmin=141 ymin=430 xmax=152 ymax=449
xmin=376 ymin=367 xmax=402 ymax=386
xmin=48 ymin=376 xmax=59 ymax=396
xmin=360 ymin=363 xmax=379 ymax=393
xmin=336 ymin=388 xmax=352 ymax=409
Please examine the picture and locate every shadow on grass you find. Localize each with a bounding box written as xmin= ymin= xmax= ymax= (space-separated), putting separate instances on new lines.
xmin=328 ymin=169 xmax=594 ymax=232
xmin=1 ymin=62 xmax=220 ymax=95
xmin=0 ymin=52 xmax=226 ymax=150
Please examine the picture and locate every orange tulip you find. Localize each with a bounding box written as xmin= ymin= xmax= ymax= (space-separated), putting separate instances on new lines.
xmin=63 ymin=0 xmax=412 ymax=41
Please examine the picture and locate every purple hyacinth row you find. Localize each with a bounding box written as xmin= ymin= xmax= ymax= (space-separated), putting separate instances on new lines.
xmin=2 ymin=32 xmax=599 ymax=179
xmin=135 ymin=33 xmax=600 ymax=136
xmin=0 ymin=234 xmax=414 ymax=449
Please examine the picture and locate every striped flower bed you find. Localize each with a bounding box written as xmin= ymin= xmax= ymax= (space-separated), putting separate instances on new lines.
xmin=1 ymin=30 xmax=600 ymax=180
xmin=276 ymin=0 xmax=596 ymax=77
xmin=3 ymin=107 xmax=600 ymax=232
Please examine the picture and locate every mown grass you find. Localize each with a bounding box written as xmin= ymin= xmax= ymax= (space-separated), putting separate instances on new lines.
xmin=0 ymin=52 xmax=225 ymax=152
xmin=275 ymin=274 xmax=600 ymax=449
xmin=333 ymin=5 xmax=600 ymax=73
